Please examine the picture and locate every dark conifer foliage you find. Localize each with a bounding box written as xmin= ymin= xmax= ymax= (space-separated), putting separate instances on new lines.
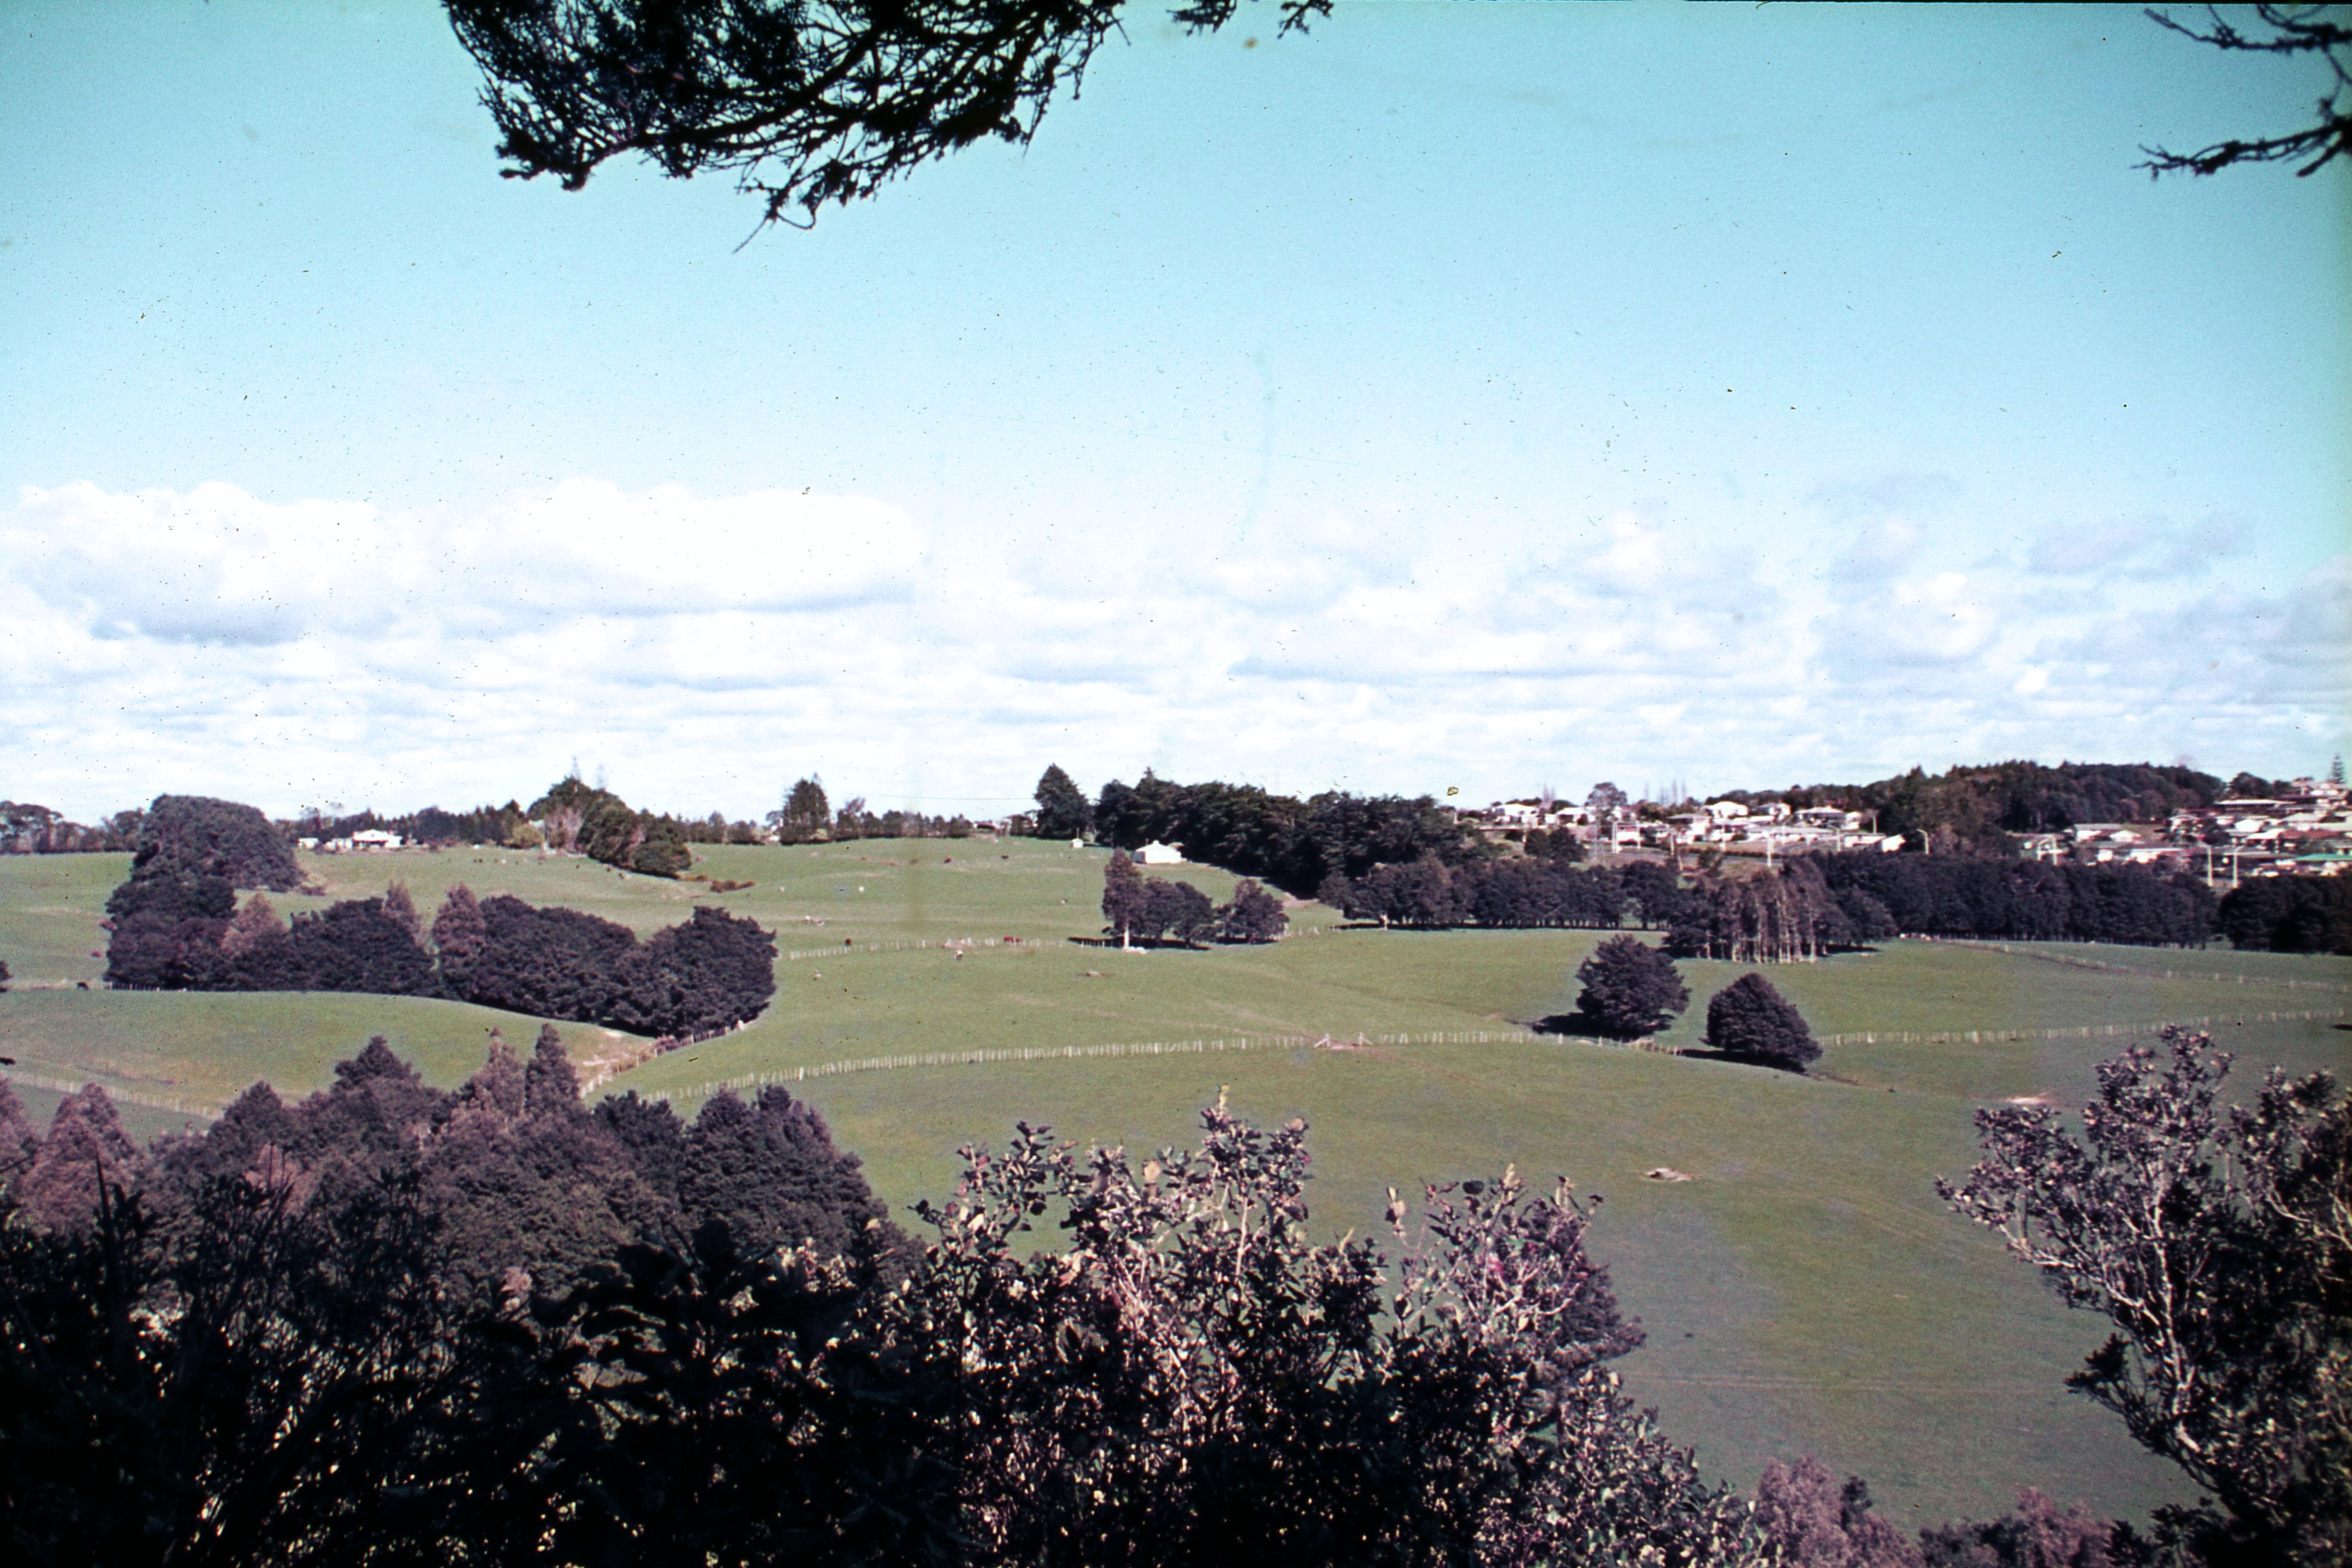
xmin=1574 ymin=936 xmax=1690 ymax=1039
xmin=1090 ymin=770 xmax=1477 ymax=895
xmin=1705 ymin=974 xmax=1822 ymax=1073
xmin=130 ymin=794 xmax=303 ymax=891
xmin=594 ymin=1090 xmax=688 ymax=1202
xmin=1814 ymin=852 xmax=2219 ymax=948
xmin=105 ymin=863 xmax=775 ymax=1037
xmin=677 ymin=1087 xmax=895 ymax=1262
xmin=464 ymin=894 xmax=636 ymax=1022
xmin=428 ymin=882 xmax=489 ymax=996
xmin=2219 ymin=876 xmax=2352 ymax=955
xmin=608 ymin=905 xmax=779 ymax=1037
xmin=449 ymin=0 xmax=1332 ymax=232
xmin=1031 ymin=762 xmax=1093 ymax=839
xmin=15 ymin=1085 xmax=139 ymax=1233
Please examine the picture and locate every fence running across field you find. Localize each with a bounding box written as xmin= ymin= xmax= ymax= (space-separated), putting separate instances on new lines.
xmin=6 ymin=1067 xmax=223 ymax=1122
xmin=643 ymin=1029 xmax=1542 ymax=1108
xmin=1920 ymin=937 xmax=2352 ymax=995
xmin=1816 ymin=1006 xmax=2348 ymax=1049
xmin=782 ymin=936 xmax=1046 ymax=961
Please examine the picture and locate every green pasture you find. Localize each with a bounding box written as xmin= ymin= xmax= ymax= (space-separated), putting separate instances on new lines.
xmin=2 ymin=841 xmax=2347 ymax=1528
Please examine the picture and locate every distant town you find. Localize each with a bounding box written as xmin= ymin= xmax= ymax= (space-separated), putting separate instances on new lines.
xmin=1454 ymin=771 xmax=2352 ymax=885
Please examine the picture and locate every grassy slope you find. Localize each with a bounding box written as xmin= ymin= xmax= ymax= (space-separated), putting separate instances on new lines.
xmin=2 ymin=841 xmax=2346 ymax=1527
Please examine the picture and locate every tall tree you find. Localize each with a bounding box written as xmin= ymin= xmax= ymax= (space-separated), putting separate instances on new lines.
xmin=1574 ymin=936 xmax=1690 ymax=1039
xmin=774 ymin=776 xmax=832 ymax=843
xmin=1032 ymin=763 xmax=1093 ymax=840
xmin=1705 ymin=973 xmax=1822 ymax=1073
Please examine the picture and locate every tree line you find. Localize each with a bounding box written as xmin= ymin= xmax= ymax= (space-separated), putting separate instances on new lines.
xmin=101 ymin=797 xmax=774 ymax=1038
xmin=1099 ymin=853 xmax=1286 ymax=946
xmin=2217 ymin=876 xmax=2352 ymax=956
xmin=1027 ymin=764 xmax=1476 ymax=897
xmin=1313 ymin=847 xmax=2217 ymax=951
xmin=6 ymin=1020 xmax=2341 ymax=1564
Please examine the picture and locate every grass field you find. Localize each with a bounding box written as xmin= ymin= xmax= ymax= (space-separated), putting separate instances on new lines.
xmin=2 ymin=840 xmax=2346 ymax=1529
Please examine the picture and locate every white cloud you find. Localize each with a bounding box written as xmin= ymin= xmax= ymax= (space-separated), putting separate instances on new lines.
xmin=0 ymin=479 xmax=2343 ymax=819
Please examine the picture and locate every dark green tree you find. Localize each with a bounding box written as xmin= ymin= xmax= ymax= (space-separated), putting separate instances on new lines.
xmin=1574 ymin=936 xmax=1689 ymax=1039
xmin=1214 ymin=878 xmax=1287 ymax=943
xmin=1102 ymin=848 xmax=1145 ymax=945
xmin=1705 ymin=973 xmax=1822 ymax=1073
xmin=1032 ymin=763 xmax=1093 ymax=839
xmin=430 ymin=882 xmax=489 ymax=997
xmin=773 ymin=776 xmax=832 ymax=843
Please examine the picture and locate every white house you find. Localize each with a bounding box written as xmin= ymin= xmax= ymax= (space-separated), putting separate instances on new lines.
xmin=1136 ymin=841 xmax=1185 ymax=865
xmin=351 ymin=829 xmax=404 ymax=851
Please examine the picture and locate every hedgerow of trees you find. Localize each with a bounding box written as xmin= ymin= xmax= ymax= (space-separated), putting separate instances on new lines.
xmin=1099 ymin=851 xmax=1285 ymax=946
xmin=108 ymin=877 xmax=774 ymax=1040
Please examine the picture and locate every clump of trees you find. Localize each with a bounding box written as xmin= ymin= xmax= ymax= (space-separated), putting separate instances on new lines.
xmin=131 ymin=794 xmax=303 ymax=891
xmin=1090 ymin=770 xmax=1477 ymax=897
xmin=1099 ymin=852 xmax=1285 ymax=946
xmin=1941 ymin=1028 xmax=2350 ymax=1565
xmin=105 ymin=870 xmax=775 ymax=1039
xmin=1573 ymin=936 xmax=1690 ymax=1039
xmin=0 ymin=1034 xmax=913 ymax=1564
xmin=2218 ymin=875 xmax=2352 ymax=955
xmin=0 ymin=801 xmax=141 ymax=855
xmin=529 ymin=775 xmax=692 ymax=877
xmin=1704 ymin=974 xmax=1821 ymax=1073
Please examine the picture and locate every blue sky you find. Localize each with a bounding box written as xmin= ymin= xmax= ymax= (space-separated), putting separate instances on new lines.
xmin=2 ymin=1 xmax=2345 ymax=821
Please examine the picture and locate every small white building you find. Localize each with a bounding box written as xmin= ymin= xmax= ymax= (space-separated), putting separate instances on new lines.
xmin=351 ymin=829 xmax=404 ymax=851
xmin=1136 ymin=841 xmax=1185 ymax=865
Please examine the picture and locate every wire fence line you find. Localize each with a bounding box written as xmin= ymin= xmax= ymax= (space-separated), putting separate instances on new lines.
xmin=4 ymin=1067 xmax=223 ymax=1122
xmin=641 ymin=1029 xmax=1544 ymax=1108
xmin=1920 ymin=937 xmax=2352 ymax=995
xmin=1816 ymin=1006 xmax=2347 ymax=1049
xmin=781 ymin=936 xmax=1046 ymax=961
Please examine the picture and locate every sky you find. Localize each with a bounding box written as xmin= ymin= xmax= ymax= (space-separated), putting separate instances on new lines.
xmin=2 ymin=1 xmax=2346 ymax=823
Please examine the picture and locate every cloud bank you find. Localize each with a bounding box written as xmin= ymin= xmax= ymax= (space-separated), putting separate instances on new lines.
xmin=3 ymin=479 xmax=2342 ymax=820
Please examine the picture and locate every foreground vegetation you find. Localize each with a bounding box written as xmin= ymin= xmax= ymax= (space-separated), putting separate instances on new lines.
xmin=1 ymin=839 xmax=2346 ymax=1531
xmin=1 ymin=1023 xmax=2342 ymax=1565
